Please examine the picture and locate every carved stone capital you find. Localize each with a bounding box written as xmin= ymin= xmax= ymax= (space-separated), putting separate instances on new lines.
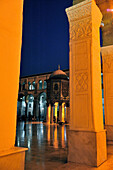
xmin=66 ymin=0 xmax=102 ymax=41
xmin=101 ymin=45 xmax=113 ymax=72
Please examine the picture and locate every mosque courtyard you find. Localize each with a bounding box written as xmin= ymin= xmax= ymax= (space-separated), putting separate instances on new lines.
xmin=15 ymin=121 xmax=113 ymax=170
xmin=15 ymin=122 xmax=69 ymax=170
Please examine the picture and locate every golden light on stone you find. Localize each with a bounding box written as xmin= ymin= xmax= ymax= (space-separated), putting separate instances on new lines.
xmin=0 ymin=0 xmax=27 ymax=169
xmin=54 ymin=102 xmax=58 ymax=123
xmin=46 ymin=104 xmax=51 ymax=124
xmin=66 ymin=0 xmax=107 ymax=166
xmin=62 ymin=103 xmax=65 ymax=123
xmin=101 ymin=45 xmax=113 ymax=141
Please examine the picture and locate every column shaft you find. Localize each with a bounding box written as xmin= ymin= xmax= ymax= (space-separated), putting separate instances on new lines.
xmin=62 ymin=103 xmax=65 ymax=123
xmin=66 ymin=0 xmax=107 ymax=166
xmin=0 ymin=0 xmax=27 ymax=168
xmin=102 ymin=45 xmax=113 ymax=141
xmin=54 ymin=102 xmax=58 ymax=123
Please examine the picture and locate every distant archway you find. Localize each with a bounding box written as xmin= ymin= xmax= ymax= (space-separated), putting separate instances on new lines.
xmin=38 ymin=92 xmax=47 ymax=121
xmin=26 ymin=94 xmax=34 ymax=119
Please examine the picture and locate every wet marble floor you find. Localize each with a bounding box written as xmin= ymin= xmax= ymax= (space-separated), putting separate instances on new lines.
xmin=15 ymin=122 xmax=69 ymax=170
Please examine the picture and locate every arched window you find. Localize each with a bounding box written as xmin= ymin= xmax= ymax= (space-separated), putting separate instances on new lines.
xmin=22 ymin=82 xmax=25 ymax=90
xmin=44 ymin=80 xmax=47 ymax=89
xmin=39 ymin=80 xmax=42 ymax=90
xmin=32 ymin=81 xmax=35 ymax=90
xmin=28 ymin=81 xmax=35 ymax=90
xmin=28 ymin=82 xmax=31 ymax=90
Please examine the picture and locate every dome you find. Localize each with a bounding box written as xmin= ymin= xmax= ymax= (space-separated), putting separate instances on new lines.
xmin=49 ymin=66 xmax=68 ymax=80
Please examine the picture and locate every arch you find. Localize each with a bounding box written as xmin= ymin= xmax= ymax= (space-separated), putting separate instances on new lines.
xmin=26 ymin=94 xmax=34 ymax=119
xmin=28 ymin=82 xmax=32 ymax=90
xmin=38 ymin=92 xmax=47 ymax=121
xmin=44 ymin=80 xmax=47 ymax=89
xmin=39 ymin=80 xmax=42 ymax=90
xmin=32 ymin=81 xmax=35 ymax=90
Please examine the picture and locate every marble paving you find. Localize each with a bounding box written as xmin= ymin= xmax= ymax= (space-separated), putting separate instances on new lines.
xmin=15 ymin=122 xmax=69 ymax=170
xmin=16 ymin=122 xmax=113 ymax=170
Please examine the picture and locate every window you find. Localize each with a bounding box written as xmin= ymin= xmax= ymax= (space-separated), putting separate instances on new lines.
xmin=28 ymin=82 xmax=31 ymax=90
xmin=39 ymin=80 xmax=42 ymax=90
xmin=32 ymin=81 xmax=35 ymax=90
xmin=44 ymin=81 xmax=47 ymax=89
xmin=28 ymin=81 xmax=35 ymax=90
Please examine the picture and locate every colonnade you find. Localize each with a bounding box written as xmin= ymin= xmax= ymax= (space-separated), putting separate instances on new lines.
xmin=46 ymin=102 xmax=70 ymax=124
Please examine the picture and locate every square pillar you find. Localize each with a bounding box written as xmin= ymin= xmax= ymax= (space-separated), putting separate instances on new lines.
xmin=54 ymin=102 xmax=58 ymax=123
xmin=59 ymin=103 xmax=65 ymax=123
xmin=66 ymin=0 xmax=107 ymax=167
xmin=0 ymin=0 xmax=27 ymax=169
xmin=62 ymin=103 xmax=65 ymax=123
xmin=101 ymin=45 xmax=113 ymax=141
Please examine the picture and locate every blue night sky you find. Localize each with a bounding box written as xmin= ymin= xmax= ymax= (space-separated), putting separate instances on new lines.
xmin=20 ymin=0 xmax=73 ymax=77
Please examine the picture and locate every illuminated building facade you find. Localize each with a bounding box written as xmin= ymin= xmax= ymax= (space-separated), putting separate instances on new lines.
xmin=18 ymin=68 xmax=69 ymax=123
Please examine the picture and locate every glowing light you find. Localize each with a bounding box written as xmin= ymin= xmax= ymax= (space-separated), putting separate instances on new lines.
xmin=107 ymin=9 xmax=113 ymax=12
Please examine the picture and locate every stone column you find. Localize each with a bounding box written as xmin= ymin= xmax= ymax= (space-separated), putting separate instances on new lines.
xmin=54 ymin=102 xmax=58 ymax=123
xmin=101 ymin=45 xmax=113 ymax=141
xmin=66 ymin=0 xmax=107 ymax=167
xmin=50 ymin=104 xmax=54 ymax=124
xmin=0 ymin=0 xmax=27 ymax=169
xmin=62 ymin=103 xmax=65 ymax=123
xmin=66 ymin=103 xmax=70 ymax=123
xmin=46 ymin=103 xmax=51 ymax=124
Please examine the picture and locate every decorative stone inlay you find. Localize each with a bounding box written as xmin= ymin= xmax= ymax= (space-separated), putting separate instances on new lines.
xmin=101 ymin=45 xmax=113 ymax=72
xmin=66 ymin=0 xmax=92 ymax=22
xmin=103 ymin=55 xmax=113 ymax=72
xmin=75 ymin=72 xmax=88 ymax=92
xmin=70 ymin=17 xmax=92 ymax=40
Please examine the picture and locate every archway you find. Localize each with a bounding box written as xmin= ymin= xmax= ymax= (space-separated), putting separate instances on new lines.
xmin=38 ymin=92 xmax=47 ymax=121
xmin=26 ymin=94 xmax=34 ymax=120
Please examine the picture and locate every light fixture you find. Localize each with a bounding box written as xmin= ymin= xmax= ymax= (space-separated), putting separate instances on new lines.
xmin=107 ymin=9 xmax=113 ymax=12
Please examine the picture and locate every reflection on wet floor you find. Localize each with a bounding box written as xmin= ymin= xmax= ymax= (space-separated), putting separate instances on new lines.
xmin=15 ymin=122 xmax=69 ymax=170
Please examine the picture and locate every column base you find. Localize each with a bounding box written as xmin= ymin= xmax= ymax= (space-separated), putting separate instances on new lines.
xmin=68 ymin=130 xmax=107 ymax=167
xmin=105 ymin=125 xmax=113 ymax=141
xmin=0 ymin=147 xmax=28 ymax=170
